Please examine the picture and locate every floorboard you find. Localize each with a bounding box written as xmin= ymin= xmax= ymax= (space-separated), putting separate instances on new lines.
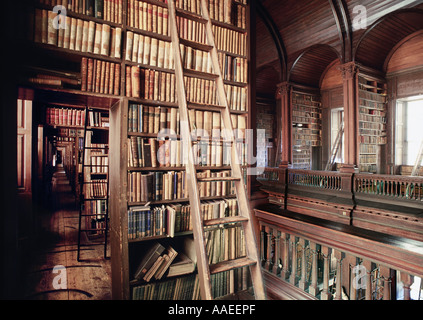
xmin=24 ymin=165 xmax=112 ymax=300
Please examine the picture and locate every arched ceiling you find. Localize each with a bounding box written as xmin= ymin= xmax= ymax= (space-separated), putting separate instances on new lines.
xmin=355 ymin=9 xmax=423 ymax=71
xmin=289 ymin=45 xmax=340 ymax=88
xmin=255 ymin=0 xmax=423 ymax=92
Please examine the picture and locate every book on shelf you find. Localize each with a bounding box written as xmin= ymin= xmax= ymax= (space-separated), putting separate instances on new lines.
xmin=84 ymin=179 xmax=108 ymax=198
xmin=217 ymin=52 xmax=247 ymax=83
xmin=46 ymin=107 xmax=86 ymax=127
xmin=180 ymin=43 xmax=213 ymax=74
xmin=176 ymin=16 xmax=206 ymax=44
xmin=90 ymin=155 xmax=108 ymax=173
xmin=125 ymin=32 xmax=175 ymax=69
xmin=134 ymin=241 xmax=166 ymax=280
xmin=207 ymin=0 xmax=246 ymax=29
xmin=127 ymin=0 xmax=169 ymax=36
xmin=211 ymin=24 xmax=247 ymax=56
xmin=128 ymin=104 xmax=180 ymax=134
xmin=81 ymin=57 xmax=121 ymax=95
xmin=132 ymin=273 xmax=200 ymax=300
xmin=126 ymin=67 xmax=176 ymax=102
xmin=34 ymin=9 xmax=122 ymax=58
xmin=38 ymin=0 xmax=123 ymax=24
xmin=167 ymin=237 xmax=197 ymax=278
xmin=87 ymin=109 xmax=110 ymax=127
xmin=127 ymin=170 xmax=237 ymax=203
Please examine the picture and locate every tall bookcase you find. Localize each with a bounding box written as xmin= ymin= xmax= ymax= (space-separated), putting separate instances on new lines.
xmin=357 ymin=74 xmax=387 ymax=173
xmin=20 ymin=0 xmax=252 ymax=300
xmin=291 ymin=90 xmax=322 ymax=170
xmin=108 ymin=0 xmax=252 ymax=300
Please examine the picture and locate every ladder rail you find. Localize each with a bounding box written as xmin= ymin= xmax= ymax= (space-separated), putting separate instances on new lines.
xmin=77 ymin=107 xmax=109 ymax=261
xmin=325 ymin=124 xmax=344 ymax=171
xmin=411 ymin=139 xmax=423 ymax=176
xmin=167 ymin=0 xmax=212 ymax=300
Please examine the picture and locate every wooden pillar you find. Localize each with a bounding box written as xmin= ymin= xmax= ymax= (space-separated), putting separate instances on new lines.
xmin=275 ymin=82 xmax=291 ymax=168
xmin=362 ymin=260 xmax=373 ymax=300
xmin=309 ymin=242 xmax=318 ymax=296
xmin=299 ymin=238 xmax=307 ymax=291
xmin=281 ymin=232 xmax=289 ymax=280
xmin=265 ymin=226 xmax=272 ymax=271
xmin=260 ymin=224 xmax=265 ymax=266
xmin=339 ymin=62 xmax=359 ymax=173
xmin=272 ymin=229 xmax=281 ymax=275
xmin=334 ymin=250 xmax=344 ymax=300
xmin=349 ymin=264 xmax=357 ymax=300
xmin=321 ymin=246 xmax=332 ymax=300
xmin=400 ymin=272 xmax=414 ymax=300
xmin=380 ymin=266 xmax=391 ymax=300
xmin=290 ymin=236 xmax=297 ymax=285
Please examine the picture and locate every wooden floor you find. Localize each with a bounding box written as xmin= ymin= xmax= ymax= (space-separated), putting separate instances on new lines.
xmin=24 ymin=165 xmax=112 ymax=300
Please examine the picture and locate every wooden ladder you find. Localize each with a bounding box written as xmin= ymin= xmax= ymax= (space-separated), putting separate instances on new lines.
xmin=411 ymin=140 xmax=423 ymax=176
xmin=167 ymin=0 xmax=266 ymax=300
xmin=325 ymin=124 xmax=343 ymax=171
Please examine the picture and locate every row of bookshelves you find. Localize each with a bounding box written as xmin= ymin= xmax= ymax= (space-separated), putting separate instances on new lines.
xmin=128 ymin=104 xmax=246 ymax=135
xmin=128 ymin=137 xmax=248 ymax=168
xmin=39 ymin=0 xmax=124 ymax=24
xmin=358 ymin=76 xmax=387 ymax=173
xmin=125 ymin=31 xmax=175 ymax=68
xmin=46 ymin=106 xmax=109 ymax=128
xmin=128 ymin=170 xmax=237 ymax=202
xmin=34 ymin=9 xmax=122 ymax=58
xmin=81 ymin=57 xmax=121 ymax=94
xmin=128 ymin=198 xmax=238 ymax=240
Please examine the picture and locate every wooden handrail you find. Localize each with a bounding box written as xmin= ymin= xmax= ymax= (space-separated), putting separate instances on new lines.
xmin=258 ymin=167 xmax=423 ymax=202
xmin=255 ymin=205 xmax=423 ymax=300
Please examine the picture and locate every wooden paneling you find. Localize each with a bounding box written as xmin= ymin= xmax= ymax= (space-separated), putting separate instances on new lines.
xmin=386 ymin=31 xmax=423 ymax=74
xmin=354 ymin=10 xmax=423 ymax=71
xmin=289 ymin=45 xmax=339 ymax=88
xmin=320 ymin=60 xmax=343 ymax=90
xmin=256 ymin=65 xmax=279 ymax=96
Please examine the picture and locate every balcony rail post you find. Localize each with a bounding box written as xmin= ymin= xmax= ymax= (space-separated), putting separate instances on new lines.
xmin=321 ymin=246 xmax=332 ymax=300
xmin=281 ymin=232 xmax=289 ymax=280
xmin=309 ymin=241 xmax=318 ymax=296
xmin=273 ymin=229 xmax=281 ymax=275
xmin=299 ymin=238 xmax=307 ymax=291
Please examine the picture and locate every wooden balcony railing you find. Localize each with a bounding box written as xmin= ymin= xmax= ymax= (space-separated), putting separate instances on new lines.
xmin=354 ymin=173 xmax=423 ymax=202
xmin=288 ymin=169 xmax=342 ymax=191
xmin=255 ymin=167 xmax=423 ymax=300
xmin=256 ymin=207 xmax=423 ymax=300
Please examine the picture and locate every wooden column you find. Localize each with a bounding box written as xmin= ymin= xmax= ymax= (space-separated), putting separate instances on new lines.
xmin=339 ymin=62 xmax=359 ymax=172
xmin=380 ymin=266 xmax=391 ymax=300
xmin=400 ymin=272 xmax=414 ymax=300
xmin=321 ymin=246 xmax=332 ymax=300
xmin=363 ymin=259 xmax=373 ymax=300
xmin=275 ymin=82 xmax=292 ymax=168
xmin=260 ymin=224 xmax=265 ymax=266
xmin=334 ymin=250 xmax=344 ymax=300
xmin=290 ymin=236 xmax=297 ymax=285
xmin=309 ymin=242 xmax=318 ymax=296
xmin=265 ymin=226 xmax=272 ymax=271
xmin=272 ymin=229 xmax=281 ymax=275
xmin=281 ymin=232 xmax=289 ymax=280
xmin=299 ymin=238 xmax=307 ymax=291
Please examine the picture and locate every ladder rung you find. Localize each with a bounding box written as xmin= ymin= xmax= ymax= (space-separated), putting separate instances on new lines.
xmin=197 ymin=177 xmax=240 ymax=182
xmin=209 ymin=257 xmax=256 ymax=275
xmin=203 ymin=216 xmax=248 ymax=227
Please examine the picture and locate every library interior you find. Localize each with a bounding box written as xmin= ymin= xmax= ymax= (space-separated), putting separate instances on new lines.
xmin=1 ymin=0 xmax=423 ymax=301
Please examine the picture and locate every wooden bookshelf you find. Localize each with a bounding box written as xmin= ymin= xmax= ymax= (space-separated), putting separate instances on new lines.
xmin=291 ymin=90 xmax=322 ymax=170
xmin=357 ymin=75 xmax=387 ymax=173
xmin=21 ymin=0 xmax=251 ymax=301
